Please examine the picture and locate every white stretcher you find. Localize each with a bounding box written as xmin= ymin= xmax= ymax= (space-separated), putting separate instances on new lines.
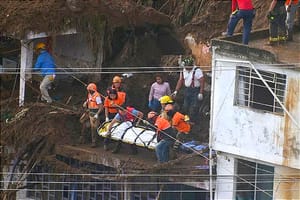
xmin=97 ymin=121 xmax=158 ymax=150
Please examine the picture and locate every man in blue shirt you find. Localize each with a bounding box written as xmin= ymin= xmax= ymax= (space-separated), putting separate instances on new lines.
xmin=33 ymin=42 xmax=56 ymax=103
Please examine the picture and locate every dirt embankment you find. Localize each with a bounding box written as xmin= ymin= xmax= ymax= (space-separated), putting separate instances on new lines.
xmin=0 ymin=0 xmax=271 ymax=180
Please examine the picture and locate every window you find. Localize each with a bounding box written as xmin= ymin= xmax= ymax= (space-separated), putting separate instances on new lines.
xmin=235 ymin=66 xmax=286 ymax=114
xmin=236 ymin=159 xmax=274 ymax=200
xmin=62 ymin=184 xmax=69 ymax=200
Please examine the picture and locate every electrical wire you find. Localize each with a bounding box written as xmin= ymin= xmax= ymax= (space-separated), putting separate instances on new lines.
xmin=1 ymin=60 xmax=298 ymax=197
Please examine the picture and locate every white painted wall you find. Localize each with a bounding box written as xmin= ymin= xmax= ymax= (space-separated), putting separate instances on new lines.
xmin=214 ymin=153 xmax=236 ymax=200
xmin=211 ymin=55 xmax=300 ymax=169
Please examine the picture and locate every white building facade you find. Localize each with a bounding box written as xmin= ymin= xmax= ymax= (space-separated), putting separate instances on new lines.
xmin=210 ymin=39 xmax=300 ymax=200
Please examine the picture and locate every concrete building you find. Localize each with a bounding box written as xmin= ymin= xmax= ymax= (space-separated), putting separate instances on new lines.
xmin=211 ymin=31 xmax=300 ymax=200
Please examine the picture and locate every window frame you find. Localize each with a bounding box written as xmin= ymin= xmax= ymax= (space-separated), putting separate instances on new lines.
xmin=234 ymin=66 xmax=286 ymax=115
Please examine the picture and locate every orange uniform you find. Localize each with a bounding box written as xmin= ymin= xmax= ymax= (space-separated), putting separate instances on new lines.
xmin=104 ymin=92 xmax=126 ymax=114
xmin=171 ymin=112 xmax=190 ymax=133
xmin=87 ymin=91 xmax=101 ymax=109
xmin=155 ymin=116 xmax=171 ymax=131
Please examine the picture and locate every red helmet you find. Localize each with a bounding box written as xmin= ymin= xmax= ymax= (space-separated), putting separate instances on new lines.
xmin=87 ymin=83 xmax=97 ymax=91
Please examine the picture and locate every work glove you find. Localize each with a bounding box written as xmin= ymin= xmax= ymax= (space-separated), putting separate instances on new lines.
xmin=287 ymin=5 xmax=291 ymax=13
xmin=171 ymin=91 xmax=178 ymax=98
xmin=105 ymin=117 xmax=110 ymax=122
xmin=48 ymin=75 xmax=55 ymax=81
xmin=142 ymin=119 xmax=150 ymax=125
xmin=231 ymin=9 xmax=238 ymax=17
xmin=93 ymin=114 xmax=98 ymax=119
xmin=267 ymin=12 xmax=274 ymax=20
xmin=197 ymin=93 xmax=203 ymax=101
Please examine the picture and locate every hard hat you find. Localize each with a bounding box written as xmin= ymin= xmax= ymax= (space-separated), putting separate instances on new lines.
xmin=164 ymin=104 xmax=174 ymax=111
xmin=35 ymin=42 xmax=46 ymax=50
xmin=182 ymin=56 xmax=194 ymax=66
xmin=147 ymin=111 xmax=158 ymax=119
xmin=159 ymin=95 xmax=173 ymax=104
xmin=87 ymin=83 xmax=97 ymax=91
xmin=112 ymin=76 xmax=122 ymax=83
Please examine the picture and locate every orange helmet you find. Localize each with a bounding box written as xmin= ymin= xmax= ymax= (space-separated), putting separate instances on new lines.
xmin=35 ymin=42 xmax=46 ymax=50
xmin=87 ymin=83 xmax=97 ymax=91
xmin=112 ymin=76 xmax=122 ymax=83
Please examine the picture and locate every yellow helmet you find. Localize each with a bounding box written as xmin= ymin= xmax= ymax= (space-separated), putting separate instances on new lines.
xmin=112 ymin=76 xmax=122 ymax=83
xmin=159 ymin=95 xmax=173 ymax=104
xmin=35 ymin=42 xmax=46 ymax=50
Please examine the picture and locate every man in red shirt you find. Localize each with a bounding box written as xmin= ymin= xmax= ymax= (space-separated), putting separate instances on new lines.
xmin=225 ymin=0 xmax=255 ymax=45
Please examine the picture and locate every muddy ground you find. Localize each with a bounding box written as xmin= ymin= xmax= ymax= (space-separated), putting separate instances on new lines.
xmin=0 ymin=1 xmax=271 ymax=196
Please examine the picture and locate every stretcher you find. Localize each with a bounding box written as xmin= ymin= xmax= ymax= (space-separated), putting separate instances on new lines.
xmin=97 ymin=121 xmax=158 ymax=150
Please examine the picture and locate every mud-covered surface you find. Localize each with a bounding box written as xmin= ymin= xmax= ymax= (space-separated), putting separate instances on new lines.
xmin=0 ymin=1 xmax=272 ymax=196
xmin=0 ymin=103 xmax=81 ymax=160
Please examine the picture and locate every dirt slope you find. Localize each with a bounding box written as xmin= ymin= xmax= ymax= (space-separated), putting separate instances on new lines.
xmin=0 ymin=1 xmax=272 ymax=190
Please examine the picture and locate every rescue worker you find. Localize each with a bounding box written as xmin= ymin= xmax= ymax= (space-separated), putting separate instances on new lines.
xmin=103 ymin=87 xmax=126 ymax=150
xmin=225 ymin=0 xmax=255 ymax=45
xmin=106 ymin=75 xmax=128 ymax=121
xmin=158 ymin=95 xmax=174 ymax=119
xmin=82 ymin=83 xmax=103 ymax=147
xmin=147 ymin=111 xmax=176 ymax=163
xmin=285 ymin=0 xmax=299 ymax=41
xmin=111 ymin=75 xmax=123 ymax=92
xmin=267 ymin=0 xmax=287 ymax=45
xmin=106 ymin=106 xmax=143 ymax=154
xmin=173 ymin=56 xmax=205 ymax=123
xmin=104 ymin=87 xmax=126 ymax=121
xmin=164 ymin=104 xmax=191 ymax=150
xmin=33 ymin=42 xmax=56 ymax=103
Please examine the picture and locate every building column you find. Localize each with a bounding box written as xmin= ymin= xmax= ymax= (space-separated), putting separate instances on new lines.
xmin=123 ymin=178 xmax=131 ymax=200
xmin=214 ymin=153 xmax=236 ymax=200
xmin=19 ymin=40 xmax=33 ymax=106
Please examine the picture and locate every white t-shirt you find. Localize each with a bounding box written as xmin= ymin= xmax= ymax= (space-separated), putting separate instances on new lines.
xmin=182 ymin=66 xmax=203 ymax=87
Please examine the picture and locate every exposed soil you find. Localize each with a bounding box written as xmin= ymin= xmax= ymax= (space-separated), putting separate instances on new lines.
xmin=0 ymin=1 xmax=271 ymax=196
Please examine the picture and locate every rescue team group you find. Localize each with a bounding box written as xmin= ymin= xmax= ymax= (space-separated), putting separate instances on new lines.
xmin=79 ymin=54 xmax=205 ymax=164
xmin=33 ymin=42 xmax=205 ymax=163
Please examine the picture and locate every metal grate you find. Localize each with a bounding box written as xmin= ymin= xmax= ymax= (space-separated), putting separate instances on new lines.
xmin=235 ymin=66 xmax=286 ymax=114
